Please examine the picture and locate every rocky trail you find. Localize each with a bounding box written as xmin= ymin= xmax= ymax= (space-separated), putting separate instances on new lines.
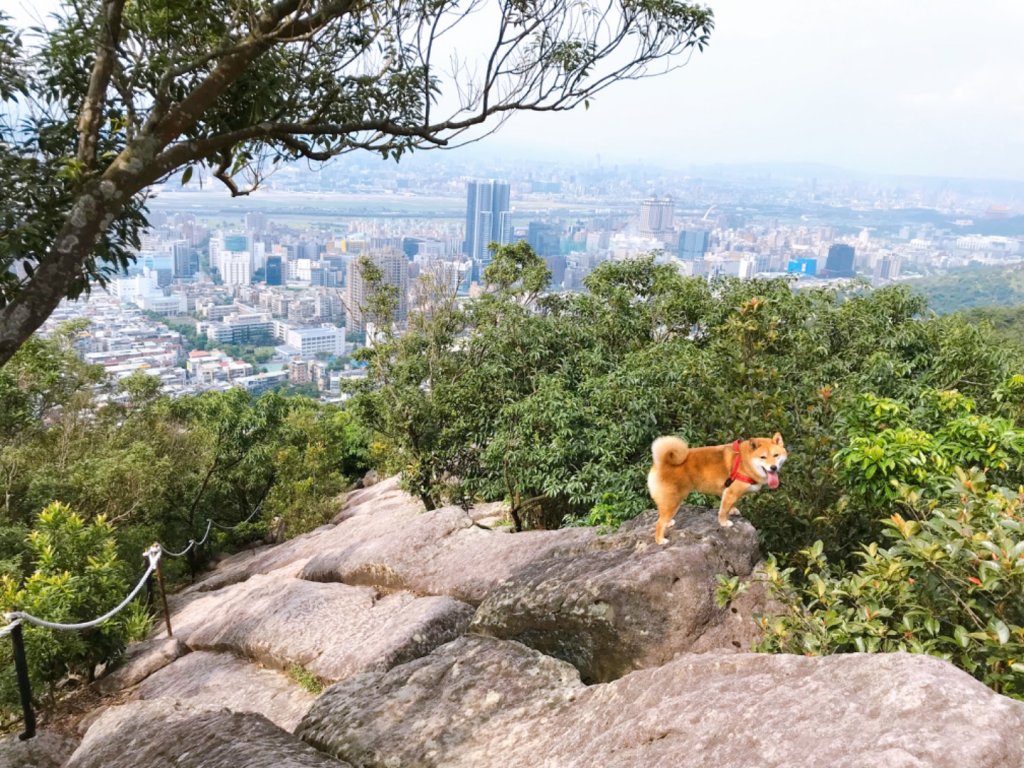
xmin=3 ymin=477 xmax=1023 ymax=768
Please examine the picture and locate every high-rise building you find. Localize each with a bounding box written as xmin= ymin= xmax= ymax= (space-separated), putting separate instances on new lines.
xmin=464 ymin=180 xmax=512 ymax=277
xmin=265 ymin=256 xmax=283 ymax=286
xmin=639 ymin=197 xmax=675 ymax=240
xmin=545 ymin=254 xmax=567 ymax=288
xmin=678 ymin=229 xmax=710 ymax=261
xmin=824 ymin=244 xmax=856 ymax=277
xmin=245 ymin=212 xmax=268 ymax=236
xmin=171 ymin=240 xmax=196 ymax=278
xmin=208 ymin=232 xmax=248 ymax=274
xmin=223 ymin=232 xmax=249 ymax=252
xmin=874 ymin=253 xmax=901 ymax=282
xmin=526 ymin=222 xmax=560 ymax=257
xmin=221 ymin=251 xmax=253 ymax=287
xmin=345 ymin=249 xmax=409 ymax=334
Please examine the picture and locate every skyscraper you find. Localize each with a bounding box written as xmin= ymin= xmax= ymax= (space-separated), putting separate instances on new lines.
xmin=265 ymin=256 xmax=283 ymax=286
xmin=639 ymin=197 xmax=675 ymax=241
xmin=345 ymin=249 xmax=409 ymax=334
xmin=464 ymin=180 xmax=512 ymax=278
xmin=221 ymin=251 xmax=253 ymax=287
xmin=824 ymin=244 xmax=856 ymax=277
xmin=171 ymin=240 xmax=196 ymax=278
xmin=526 ymin=222 xmax=560 ymax=257
xmin=678 ymin=229 xmax=710 ymax=261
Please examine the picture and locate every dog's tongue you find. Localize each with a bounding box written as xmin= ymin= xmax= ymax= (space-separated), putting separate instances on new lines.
xmin=767 ymin=473 xmax=780 ymax=490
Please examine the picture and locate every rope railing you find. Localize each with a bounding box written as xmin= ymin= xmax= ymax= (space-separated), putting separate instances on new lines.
xmin=159 ymin=504 xmax=263 ymax=558
xmin=5 ymin=545 xmax=162 ymax=632
xmin=160 ymin=518 xmax=213 ymax=558
xmin=3 ymin=505 xmax=268 ymax=740
xmin=209 ymin=501 xmax=264 ymax=532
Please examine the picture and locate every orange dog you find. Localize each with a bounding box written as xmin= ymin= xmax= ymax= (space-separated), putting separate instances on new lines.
xmin=647 ymin=434 xmax=787 ymax=544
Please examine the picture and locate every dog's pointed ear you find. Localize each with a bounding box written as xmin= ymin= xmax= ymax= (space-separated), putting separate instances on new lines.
xmin=749 ymin=439 xmax=758 ymax=450
xmin=773 ymin=432 xmax=785 ymax=447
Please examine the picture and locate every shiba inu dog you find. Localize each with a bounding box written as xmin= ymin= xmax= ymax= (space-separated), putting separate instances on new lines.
xmin=647 ymin=433 xmax=787 ymax=544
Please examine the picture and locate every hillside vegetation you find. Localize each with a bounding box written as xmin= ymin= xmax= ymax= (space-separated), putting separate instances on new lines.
xmin=909 ymin=263 xmax=1024 ymax=314
xmin=353 ymin=247 xmax=1024 ymax=697
xmin=2 ymin=248 xmax=1024 ymax=715
xmin=0 ymin=329 xmax=369 ymax=710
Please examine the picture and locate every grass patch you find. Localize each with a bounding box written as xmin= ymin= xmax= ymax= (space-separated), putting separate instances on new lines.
xmin=287 ymin=665 xmax=327 ymax=695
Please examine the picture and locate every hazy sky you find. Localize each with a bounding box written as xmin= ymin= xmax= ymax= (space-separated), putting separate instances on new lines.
xmin=8 ymin=1 xmax=1023 ymax=180
xmin=487 ymin=1 xmax=1024 ymax=181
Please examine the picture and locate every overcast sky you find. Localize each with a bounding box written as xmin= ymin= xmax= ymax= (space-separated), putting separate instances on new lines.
xmin=487 ymin=1 xmax=1024 ymax=181
xmin=8 ymin=1 xmax=1022 ymax=181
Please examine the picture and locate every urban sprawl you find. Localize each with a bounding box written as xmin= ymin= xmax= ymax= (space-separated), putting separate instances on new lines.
xmin=39 ymin=156 xmax=1024 ymax=400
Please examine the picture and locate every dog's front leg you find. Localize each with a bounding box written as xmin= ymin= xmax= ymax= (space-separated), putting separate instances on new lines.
xmin=717 ymin=485 xmax=744 ymax=527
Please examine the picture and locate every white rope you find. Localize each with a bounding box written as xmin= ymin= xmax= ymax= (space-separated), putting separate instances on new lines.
xmin=160 ymin=518 xmax=213 ymax=558
xmin=6 ymin=545 xmax=162 ymax=632
xmin=0 ymin=618 xmax=20 ymax=638
xmin=160 ymin=503 xmax=262 ymax=559
xmin=209 ymin=502 xmax=263 ymax=531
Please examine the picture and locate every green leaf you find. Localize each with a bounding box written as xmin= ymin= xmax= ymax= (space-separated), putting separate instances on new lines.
xmin=991 ymin=619 xmax=1010 ymax=646
xmin=954 ymin=625 xmax=970 ymax=648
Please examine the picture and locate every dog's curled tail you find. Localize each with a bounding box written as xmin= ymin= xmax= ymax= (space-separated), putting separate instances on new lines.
xmin=651 ymin=436 xmax=689 ymax=467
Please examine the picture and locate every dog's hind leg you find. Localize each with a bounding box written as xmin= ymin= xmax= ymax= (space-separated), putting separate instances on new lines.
xmin=653 ymin=486 xmax=686 ymax=545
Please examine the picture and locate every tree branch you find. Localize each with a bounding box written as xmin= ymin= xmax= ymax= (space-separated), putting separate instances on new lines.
xmin=77 ymin=0 xmax=126 ymax=169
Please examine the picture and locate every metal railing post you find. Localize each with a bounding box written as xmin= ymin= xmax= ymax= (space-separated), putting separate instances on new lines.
xmin=155 ymin=553 xmax=173 ymax=637
xmin=10 ymin=623 xmax=36 ymax=741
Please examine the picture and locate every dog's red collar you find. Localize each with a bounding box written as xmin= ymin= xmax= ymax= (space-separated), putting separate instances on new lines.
xmin=726 ymin=439 xmax=757 ymax=486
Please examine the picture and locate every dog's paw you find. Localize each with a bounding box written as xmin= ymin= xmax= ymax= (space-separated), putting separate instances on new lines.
xmin=656 ymin=536 xmax=669 ymax=545
xmin=666 ymin=519 xmax=676 ymax=528
xmin=719 ymin=520 xmax=734 ymax=528
xmin=729 ymin=507 xmax=740 ymax=515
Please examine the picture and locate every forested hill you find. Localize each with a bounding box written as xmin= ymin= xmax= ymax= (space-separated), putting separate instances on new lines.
xmin=908 ymin=263 xmax=1024 ymax=313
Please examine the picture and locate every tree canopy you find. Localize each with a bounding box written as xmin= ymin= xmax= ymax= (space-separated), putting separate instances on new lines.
xmin=0 ymin=0 xmax=713 ymax=366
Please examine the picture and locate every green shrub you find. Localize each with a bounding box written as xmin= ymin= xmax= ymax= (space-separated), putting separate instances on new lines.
xmin=0 ymin=503 xmax=150 ymax=711
xmin=756 ymin=471 xmax=1024 ymax=699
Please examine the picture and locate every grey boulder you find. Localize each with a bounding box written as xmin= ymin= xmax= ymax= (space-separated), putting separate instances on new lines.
xmin=0 ymin=731 xmax=77 ymax=768
xmin=162 ymin=574 xmax=474 ymax=682
xmin=297 ymin=638 xmax=1024 ymax=768
xmin=471 ymin=507 xmax=762 ymax=681
xmin=65 ymin=699 xmax=350 ymax=768
xmin=94 ymin=636 xmax=189 ymax=695
xmin=136 ymin=650 xmax=316 ymax=731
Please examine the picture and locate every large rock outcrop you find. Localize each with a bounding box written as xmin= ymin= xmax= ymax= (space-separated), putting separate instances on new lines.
xmin=297 ymin=636 xmax=582 ymax=767
xmin=0 ymin=731 xmax=77 ymax=768
xmin=471 ymin=508 xmax=762 ymax=682
xmin=136 ymin=650 xmax=316 ymax=731
xmin=301 ymin=501 xmax=595 ymax=605
xmin=94 ymin=636 xmax=189 ymax=695
xmin=65 ymin=700 xmax=350 ymax=768
xmin=54 ymin=475 xmax=1024 ymax=768
xmin=160 ymin=574 xmax=474 ymax=681
xmin=298 ymin=636 xmax=1024 ymax=768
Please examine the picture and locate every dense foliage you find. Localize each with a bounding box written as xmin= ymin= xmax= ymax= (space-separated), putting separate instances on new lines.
xmin=354 ymin=245 xmax=1024 ymax=696
xmin=0 ymin=325 xmax=369 ymax=716
xmin=355 ymin=247 xmax=1022 ymax=555
xmin=957 ymin=305 xmax=1024 ymax=352
xmin=0 ymin=504 xmax=150 ymax=711
xmin=757 ymin=474 xmax=1024 ymax=698
xmin=910 ymin=263 xmax=1024 ymax=314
